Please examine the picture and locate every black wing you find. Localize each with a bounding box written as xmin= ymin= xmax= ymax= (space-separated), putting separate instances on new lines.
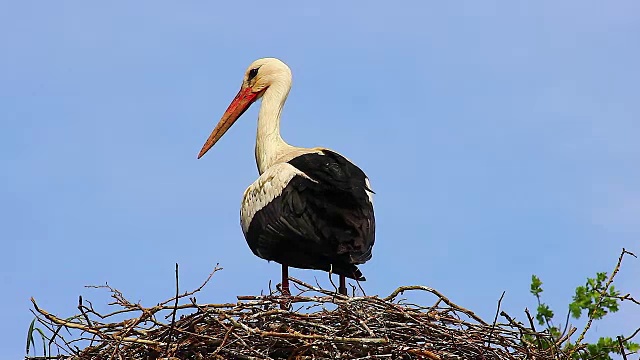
xmin=244 ymin=150 xmax=375 ymax=280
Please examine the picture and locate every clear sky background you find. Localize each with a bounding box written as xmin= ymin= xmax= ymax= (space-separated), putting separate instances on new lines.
xmin=2 ymin=1 xmax=639 ymax=358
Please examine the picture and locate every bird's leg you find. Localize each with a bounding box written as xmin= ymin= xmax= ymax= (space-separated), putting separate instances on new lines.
xmin=280 ymin=264 xmax=291 ymax=310
xmin=339 ymin=275 xmax=347 ymax=295
xmin=281 ymin=264 xmax=291 ymax=296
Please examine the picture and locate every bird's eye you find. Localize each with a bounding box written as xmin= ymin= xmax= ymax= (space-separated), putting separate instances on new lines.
xmin=248 ymin=68 xmax=259 ymax=81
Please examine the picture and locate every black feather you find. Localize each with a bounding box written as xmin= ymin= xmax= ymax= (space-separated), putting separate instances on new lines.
xmin=244 ymin=151 xmax=375 ymax=280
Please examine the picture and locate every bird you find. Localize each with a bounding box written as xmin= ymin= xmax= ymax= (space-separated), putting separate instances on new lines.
xmin=197 ymin=58 xmax=375 ymax=297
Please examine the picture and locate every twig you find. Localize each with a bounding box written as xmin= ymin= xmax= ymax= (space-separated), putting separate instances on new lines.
xmin=622 ymin=327 xmax=640 ymax=342
xmin=33 ymin=262 xmax=631 ymax=360
xmin=158 ymin=264 xmax=222 ymax=306
xmin=327 ymin=265 xmax=339 ymax=294
xmin=212 ymin=327 xmax=233 ymax=357
xmin=524 ymin=308 xmax=543 ymax=351
xmin=614 ymin=293 xmax=640 ymax=305
xmin=77 ymin=296 xmax=92 ymax=328
xmin=617 ymin=335 xmax=628 ymax=360
xmin=164 ymin=263 xmax=180 ymax=354
xmin=486 ymin=291 xmax=505 ymax=348
xmin=258 ymin=330 xmax=388 ymax=344
xmin=560 ymin=308 xmax=571 ymax=339
xmin=385 ymin=285 xmax=487 ymax=325
xmin=570 ymin=248 xmax=634 ymax=356
xmin=406 ymin=348 xmax=441 ymax=359
xmin=31 ymin=298 xmax=166 ymax=347
xmin=289 ymin=278 xmax=349 ymax=299
xmin=356 ymin=279 xmax=366 ymax=296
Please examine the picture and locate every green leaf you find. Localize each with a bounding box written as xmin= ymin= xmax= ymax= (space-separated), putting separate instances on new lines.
xmin=26 ymin=318 xmax=36 ymax=355
xmin=549 ymin=326 xmax=561 ymax=339
xmin=569 ymin=301 xmax=582 ymax=319
xmin=34 ymin=327 xmax=47 ymax=357
xmin=571 ymin=337 xmax=618 ymax=360
xmin=536 ymin=303 xmax=554 ymax=325
xmin=570 ymin=272 xmax=623 ymax=321
xmin=525 ymin=260 xmax=638 ymax=359
xmin=625 ymin=341 xmax=640 ymax=352
xmin=530 ymin=275 xmax=543 ymax=296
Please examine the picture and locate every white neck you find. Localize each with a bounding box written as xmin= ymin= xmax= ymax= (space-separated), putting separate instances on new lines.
xmin=255 ymin=76 xmax=294 ymax=174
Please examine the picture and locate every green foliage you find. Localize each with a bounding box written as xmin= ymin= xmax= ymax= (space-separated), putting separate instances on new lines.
xmin=26 ymin=318 xmax=47 ymax=357
xmin=585 ymin=337 xmax=619 ymax=359
xmin=536 ymin=303 xmax=554 ymax=326
xmin=530 ymin=275 xmax=555 ymax=327
xmin=529 ymin=272 xmax=638 ymax=359
xmin=570 ymin=272 xmax=620 ymax=320
xmin=530 ymin=274 xmax=543 ymax=296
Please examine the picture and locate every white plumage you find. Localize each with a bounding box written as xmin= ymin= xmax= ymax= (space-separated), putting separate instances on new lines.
xmin=197 ymin=58 xmax=376 ymax=297
xmin=240 ymin=162 xmax=316 ymax=234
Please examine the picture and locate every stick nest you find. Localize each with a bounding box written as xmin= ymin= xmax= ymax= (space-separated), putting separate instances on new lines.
xmin=30 ymin=266 xmax=572 ymax=360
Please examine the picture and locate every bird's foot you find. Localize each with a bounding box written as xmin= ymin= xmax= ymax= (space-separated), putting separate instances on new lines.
xmin=279 ymin=286 xmax=291 ymax=310
xmin=279 ymin=264 xmax=291 ymax=309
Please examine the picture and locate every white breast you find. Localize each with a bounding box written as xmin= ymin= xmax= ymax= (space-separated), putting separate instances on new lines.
xmin=240 ymin=162 xmax=315 ymax=234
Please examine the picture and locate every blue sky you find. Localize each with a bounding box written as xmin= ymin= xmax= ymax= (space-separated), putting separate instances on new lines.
xmin=2 ymin=1 xmax=639 ymax=357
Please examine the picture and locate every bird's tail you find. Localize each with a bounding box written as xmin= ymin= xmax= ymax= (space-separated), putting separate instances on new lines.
xmin=335 ymin=263 xmax=366 ymax=281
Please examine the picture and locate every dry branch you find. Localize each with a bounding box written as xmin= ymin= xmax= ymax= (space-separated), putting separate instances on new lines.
xmin=27 ymin=268 xmax=573 ymax=360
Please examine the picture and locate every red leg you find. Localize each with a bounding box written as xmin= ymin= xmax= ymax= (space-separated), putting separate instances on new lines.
xmin=281 ymin=264 xmax=291 ymax=310
xmin=281 ymin=264 xmax=290 ymax=296
xmin=339 ymin=275 xmax=347 ymax=295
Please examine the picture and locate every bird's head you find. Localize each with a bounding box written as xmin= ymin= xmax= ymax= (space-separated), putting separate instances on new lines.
xmin=197 ymin=58 xmax=292 ymax=159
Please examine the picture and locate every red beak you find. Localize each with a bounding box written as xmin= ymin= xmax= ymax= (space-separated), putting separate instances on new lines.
xmin=197 ymin=87 xmax=261 ymax=159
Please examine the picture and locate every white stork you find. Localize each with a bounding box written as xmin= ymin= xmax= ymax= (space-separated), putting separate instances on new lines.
xmin=197 ymin=58 xmax=375 ymax=296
